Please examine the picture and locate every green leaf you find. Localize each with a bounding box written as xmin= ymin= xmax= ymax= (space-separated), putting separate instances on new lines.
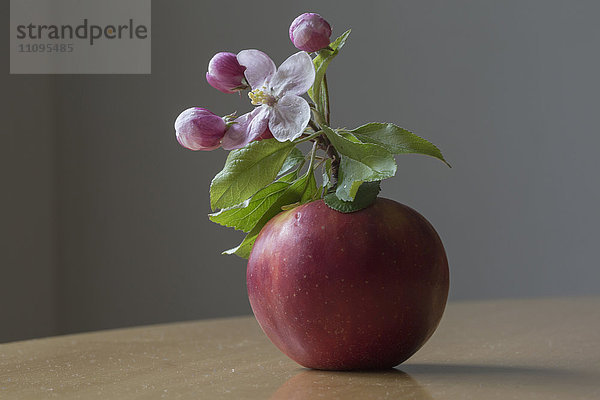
xmin=279 ymin=147 xmax=305 ymax=175
xmin=278 ymin=168 xmax=299 ymax=183
xmin=323 ymin=126 xmax=396 ymax=201
xmin=210 ymin=139 xmax=295 ymax=210
xmin=208 ymin=181 xmax=290 ymax=233
xmin=308 ymin=30 xmax=351 ymax=115
xmin=282 ymin=170 xmax=319 ymax=210
xmin=351 ymin=123 xmax=450 ymax=166
xmin=325 ymin=181 xmax=381 ymax=213
xmin=301 ymin=169 xmax=319 ymax=203
xmin=209 ymin=161 xmax=317 ymax=234
xmin=322 ymin=158 xmax=332 ymax=189
xmin=223 ymin=171 xmax=317 ymax=259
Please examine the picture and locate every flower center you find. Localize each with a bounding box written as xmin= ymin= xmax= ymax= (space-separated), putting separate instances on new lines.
xmin=248 ymin=87 xmax=276 ymax=106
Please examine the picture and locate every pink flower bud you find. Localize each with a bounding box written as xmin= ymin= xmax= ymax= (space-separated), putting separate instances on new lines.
xmin=175 ymin=107 xmax=226 ymax=151
xmin=206 ymin=52 xmax=248 ymax=94
xmin=289 ymin=13 xmax=332 ymax=52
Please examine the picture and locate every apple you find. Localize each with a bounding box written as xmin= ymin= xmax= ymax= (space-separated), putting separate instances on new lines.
xmin=247 ymin=198 xmax=449 ymax=370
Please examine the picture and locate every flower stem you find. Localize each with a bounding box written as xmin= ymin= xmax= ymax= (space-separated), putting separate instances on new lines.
xmin=323 ymin=73 xmax=331 ymax=125
xmin=316 ymin=134 xmax=339 ymax=191
xmin=307 ymin=140 xmax=318 ymax=173
xmin=294 ymin=131 xmax=322 ymax=144
xmin=310 ymin=106 xmax=327 ymax=128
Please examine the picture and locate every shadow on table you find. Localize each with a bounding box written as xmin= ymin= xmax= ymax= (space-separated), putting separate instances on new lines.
xmin=404 ymin=363 xmax=571 ymax=375
xmin=402 ymin=363 xmax=599 ymax=387
xmin=270 ymin=368 xmax=433 ymax=400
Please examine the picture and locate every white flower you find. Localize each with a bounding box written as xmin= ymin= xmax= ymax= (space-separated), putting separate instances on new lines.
xmin=222 ymin=50 xmax=315 ymax=150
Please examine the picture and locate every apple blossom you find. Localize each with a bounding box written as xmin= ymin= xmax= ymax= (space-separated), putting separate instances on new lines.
xmin=289 ymin=13 xmax=332 ymax=52
xmin=174 ymin=107 xmax=226 ymax=151
xmin=206 ymin=52 xmax=248 ymax=94
xmin=221 ymin=50 xmax=315 ymax=150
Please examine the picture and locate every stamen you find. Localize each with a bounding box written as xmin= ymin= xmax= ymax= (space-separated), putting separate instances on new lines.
xmin=248 ymin=86 xmax=276 ymax=106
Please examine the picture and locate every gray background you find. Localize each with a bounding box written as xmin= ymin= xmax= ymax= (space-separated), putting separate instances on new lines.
xmin=2 ymin=0 xmax=599 ymax=343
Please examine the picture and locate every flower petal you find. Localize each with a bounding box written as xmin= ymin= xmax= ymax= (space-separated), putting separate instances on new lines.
xmin=222 ymin=107 xmax=271 ymax=150
xmin=268 ymin=95 xmax=310 ymax=142
xmin=270 ymin=51 xmax=315 ymax=97
xmin=237 ymin=50 xmax=276 ymax=90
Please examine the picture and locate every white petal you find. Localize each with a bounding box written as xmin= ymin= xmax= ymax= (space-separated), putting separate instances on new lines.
xmin=268 ymin=95 xmax=310 ymax=142
xmin=237 ymin=50 xmax=276 ymax=89
xmin=222 ymin=107 xmax=271 ymax=150
xmin=270 ymin=51 xmax=315 ymax=97
xmin=221 ymin=112 xmax=252 ymax=150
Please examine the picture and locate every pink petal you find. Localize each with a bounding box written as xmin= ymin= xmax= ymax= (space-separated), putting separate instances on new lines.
xmin=270 ymin=51 xmax=315 ymax=97
xmin=268 ymin=95 xmax=311 ymax=142
xmin=237 ymin=50 xmax=276 ymax=90
xmin=222 ymin=107 xmax=271 ymax=150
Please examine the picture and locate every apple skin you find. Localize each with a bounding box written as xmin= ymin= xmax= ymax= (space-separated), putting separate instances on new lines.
xmin=247 ymin=198 xmax=449 ymax=370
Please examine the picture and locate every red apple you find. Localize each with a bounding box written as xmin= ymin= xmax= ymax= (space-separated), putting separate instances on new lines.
xmin=247 ymin=198 xmax=449 ymax=370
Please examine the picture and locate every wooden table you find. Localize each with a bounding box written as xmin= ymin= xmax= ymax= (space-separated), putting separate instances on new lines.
xmin=1 ymin=297 xmax=598 ymax=399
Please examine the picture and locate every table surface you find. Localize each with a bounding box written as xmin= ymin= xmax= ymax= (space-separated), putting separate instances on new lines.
xmin=1 ymin=297 xmax=599 ymax=399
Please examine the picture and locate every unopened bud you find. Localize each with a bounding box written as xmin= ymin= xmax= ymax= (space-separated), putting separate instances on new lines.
xmin=206 ymin=52 xmax=248 ymax=94
xmin=289 ymin=13 xmax=332 ymax=52
xmin=175 ymin=107 xmax=226 ymax=151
